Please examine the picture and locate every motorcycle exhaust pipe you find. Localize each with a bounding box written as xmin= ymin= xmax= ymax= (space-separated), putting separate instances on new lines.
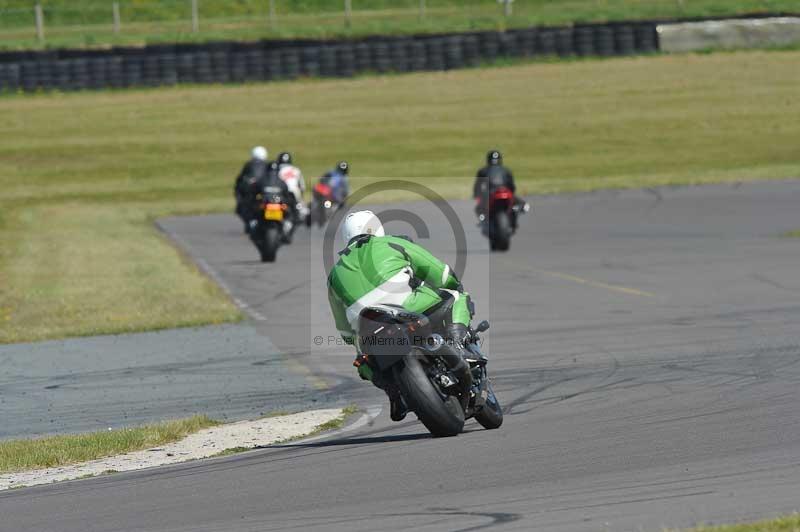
xmin=425 ymin=334 xmax=472 ymax=404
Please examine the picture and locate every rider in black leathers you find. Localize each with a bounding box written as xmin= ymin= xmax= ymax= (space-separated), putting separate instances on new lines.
xmin=473 ymin=150 xmax=525 ymax=228
xmin=235 ymin=147 xmax=272 ymax=233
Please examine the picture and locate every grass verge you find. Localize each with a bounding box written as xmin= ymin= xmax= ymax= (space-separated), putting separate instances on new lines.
xmin=1 ymin=0 xmax=799 ymax=50
xmin=683 ymin=514 xmax=800 ymax=532
xmin=1 ymin=51 xmax=799 ymax=343
xmin=0 ymin=415 xmax=219 ymax=474
xmin=782 ymin=230 xmax=800 ymax=238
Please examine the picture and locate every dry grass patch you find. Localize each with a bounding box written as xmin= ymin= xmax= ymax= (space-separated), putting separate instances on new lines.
xmin=0 ymin=415 xmax=219 ymax=473
xmin=1 ymin=51 xmax=799 ymax=342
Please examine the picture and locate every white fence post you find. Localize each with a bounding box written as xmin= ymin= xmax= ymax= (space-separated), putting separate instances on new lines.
xmin=113 ymin=2 xmax=121 ymax=34
xmin=419 ymin=0 xmax=426 ymax=20
xmin=34 ymin=2 xmax=45 ymax=43
xmin=503 ymin=0 xmax=513 ymax=18
xmin=191 ymin=0 xmax=200 ymax=33
xmin=344 ymin=0 xmax=351 ymax=29
xmin=268 ymin=0 xmax=276 ymax=29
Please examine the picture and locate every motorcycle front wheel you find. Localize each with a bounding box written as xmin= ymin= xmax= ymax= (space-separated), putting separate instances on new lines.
xmin=260 ymin=225 xmax=280 ymax=262
xmin=474 ymin=380 xmax=503 ymax=429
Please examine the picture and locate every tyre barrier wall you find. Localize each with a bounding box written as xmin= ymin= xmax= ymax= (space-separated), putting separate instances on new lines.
xmin=0 ymin=22 xmax=660 ymax=93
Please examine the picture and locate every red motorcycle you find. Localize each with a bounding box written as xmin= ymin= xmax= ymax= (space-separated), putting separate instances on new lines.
xmin=307 ymin=181 xmax=341 ymax=228
xmin=477 ymin=187 xmax=528 ymax=251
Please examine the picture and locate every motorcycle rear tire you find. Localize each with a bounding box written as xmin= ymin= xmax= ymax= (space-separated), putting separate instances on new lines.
xmin=316 ymin=204 xmax=327 ymax=228
xmin=395 ymin=354 xmax=464 ymax=437
xmin=491 ymin=212 xmax=511 ymax=252
xmin=260 ymin=225 xmax=280 ymax=262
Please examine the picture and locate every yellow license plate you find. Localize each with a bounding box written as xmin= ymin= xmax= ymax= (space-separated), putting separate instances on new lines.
xmin=264 ymin=208 xmax=284 ymax=221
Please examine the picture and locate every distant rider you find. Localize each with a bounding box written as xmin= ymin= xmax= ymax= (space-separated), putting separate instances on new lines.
xmin=234 ymin=146 xmax=271 ymax=233
xmin=319 ymin=161 xmax=350 ymax=205
xmin=277 ymin=152 xmax=308 ymax=221
xmin=472 ymin=150 xmax=526 ymax=227
xmin=327 ymin=211 xmax=475 ymax=422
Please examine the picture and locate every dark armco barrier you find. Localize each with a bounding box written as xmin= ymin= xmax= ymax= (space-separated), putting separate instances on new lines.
xmin=0 ymin=19 xmax=672 ymax=93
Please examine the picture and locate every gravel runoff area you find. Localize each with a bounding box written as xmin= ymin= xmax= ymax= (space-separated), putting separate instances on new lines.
xmin=0 ymin=408 xmax=345 ymax=491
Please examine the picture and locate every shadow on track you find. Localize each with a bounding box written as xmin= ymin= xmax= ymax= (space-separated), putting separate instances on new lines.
xmin=270 ymin=432 xmax=431 ymax=448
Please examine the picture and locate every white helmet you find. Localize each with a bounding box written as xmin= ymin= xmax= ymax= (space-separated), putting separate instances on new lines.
xmin=341 ymin=210 xmax=385 ymax=243
xmin=251 ymin=146 xmax=268 ymax=161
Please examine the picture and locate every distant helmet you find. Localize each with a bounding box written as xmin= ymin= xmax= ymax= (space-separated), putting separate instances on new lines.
xmin=278 ymin=152 xmax=292 ymax=165
xmin=337 ymin=161 xmax=349 ymax=175
xmin=487 ymin=150 xmax=502 ymax=166
xmin=341 ymin=210 xmax=385 ymax=243
xmin=251 ymin=146 xmax=268 ymax=161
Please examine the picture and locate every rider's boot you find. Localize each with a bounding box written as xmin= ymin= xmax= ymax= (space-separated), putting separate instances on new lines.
xmin=355 ymin=355 xmax=408 ymax=422
xmin=443 ymin=323 xmax=474 ymax=410
xmin=385 ymin=385 xmax=408 ymax=422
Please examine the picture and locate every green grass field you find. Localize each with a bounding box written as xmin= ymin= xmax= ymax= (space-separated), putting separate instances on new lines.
xmin=0 ymin=415 xmax=218 ymax=473
xmin=1 ymin=50 xmax=799 ymax=343
xmin=683 ymin=514 xmax=800 ymax=532
xmin=0 ymin=0 xmax=799 ymax=49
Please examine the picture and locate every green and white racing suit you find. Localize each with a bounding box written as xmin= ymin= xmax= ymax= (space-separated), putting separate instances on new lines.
xmin=327 ymin=234 xmax=472 ymax=361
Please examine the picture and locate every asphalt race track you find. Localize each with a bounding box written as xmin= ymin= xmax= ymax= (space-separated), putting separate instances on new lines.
xmin=2 ymin=181 xmax=800 ymax=531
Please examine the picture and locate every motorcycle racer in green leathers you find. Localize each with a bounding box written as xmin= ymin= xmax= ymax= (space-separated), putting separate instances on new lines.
xmin=327 ymin=210 xmax=474 ymax=421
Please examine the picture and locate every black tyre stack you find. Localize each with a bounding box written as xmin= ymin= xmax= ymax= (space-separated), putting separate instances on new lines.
xmin=444 ymin=36 xmax=464 ymax=70
xmin=177 ymin=53 xmax=195 ymax=84
xmin=263 ymin=50 xmax=282 ymax=81
xmin=389 ymin=39 xmax=410 ymax=73
xmin=124 ymin=54 xmax=144 ymax=88
xmin=20 ymin=61 xmax=37 ymax=91
xmin=574 ymin=26 xmax=595 ymax=56
xmin=0 ymin=21 xmax=664 ymax=93
xmin=210 ymin=46 xmax=230 ymax=83
xmin=319 ymin=46 xmax=337 ymax=77
xmin=425 ymin=38 xmax=445 ymax=71
xmin=408 ymin=40 xmax=427 ymax=71
xmin=478 ymin=32 xmax=500 ymax=62
xmin=337 ymin=44 xmax=356 ymax=77
xmin=40 ymin=59 xmax=57 ymax=90
xmin=107 ymin=56 xmax=124 ymax=88
xmin=88 ymin=57 xmax=107 ymax=89
xmin=372 ymin=40 xmax=392 ymax=73
xmin=354 ymin=42 xmax=373 ymax=72
xmin=50 ymin=60 xmax=68 ymax=90
xmin=515 ymin=28 xmax=539 ymax=57
xmin=461 ymin=34 xmax=480 ymax=66
xmin=537 ymin=28 xmax=558 ymax=56
xmin=555 ymin=27 xmax=574 ymax=57
xmin=0 ymin=63 xmax=21 ymax=92
xmin=144 ymin=55 xmax=161 ymax=86
xmin=282 ymin=48 xmax=301 ymax=79
xmin=614 ymin=24 xmax=636 ymax=55
xmin=70 ymin=58 xmax=90 ymax=90
xmin=245 ymin=49 xmax=265 ymax=81
xmin=229 ymin=51 xmax=248 ymax=83
xmin=498 ymin=32 xmax=519 ymax=58
xmin=594 ymin=25 xmax=616 ymax=56
xmin=302 ymin=46 xmax=321 ymax=77
xmin=634 ymin=23 xmax=659 ymax=53
xmin=194 ymin=51 xmax=213 ymax=83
